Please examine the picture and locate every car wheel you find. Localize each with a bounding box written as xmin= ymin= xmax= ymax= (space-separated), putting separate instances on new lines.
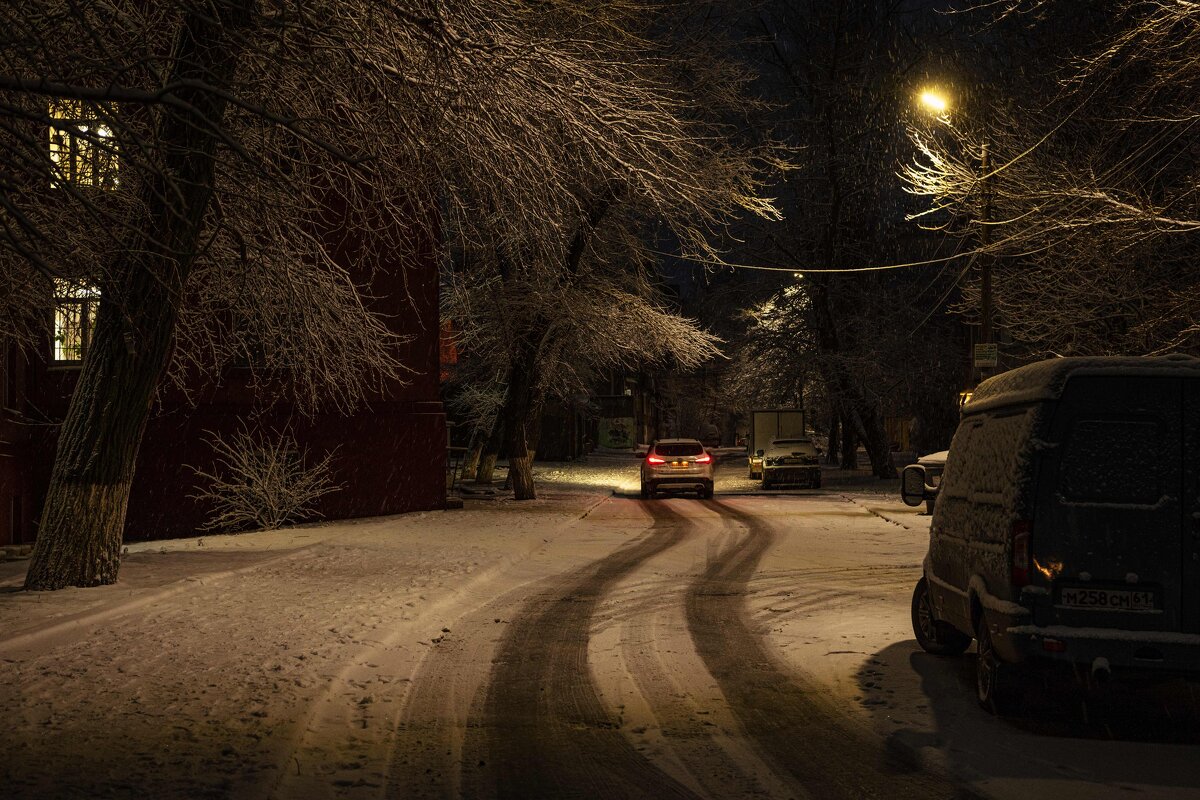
xmin=701 ymin=481 xmax=714 ymax=500
xmin=761 ymin=478 xmax=772 ymax=490
xmin=639 ymin=481 xmax=649 ymax=500
xmin=975 ymin=615 xmax=1012 ymax=714
xmin=911 ymin=578 xmax=970 ymax=656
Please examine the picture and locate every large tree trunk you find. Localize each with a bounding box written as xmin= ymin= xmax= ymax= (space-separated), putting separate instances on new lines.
xmin=500 ymin=332 xmax=542 ymax=500
xmin=839 ymin=409 xmax=857 ymax=470
xmin=475 ymin=413 xmax=504 ymax=483
xmin=460 ymin=428 xmax=484 ymax=482
xmin=493 ymin=197 xmax=610 ymax=500
xmin=854 ymin=400 xmax=896 ymax=479
xmin=25 ymin=3 xmax=254 ymax=591
xmin=825 ymin=405 xmax=840 ymax=465
xmin=799 ymin=49 xmax=896 ymax=482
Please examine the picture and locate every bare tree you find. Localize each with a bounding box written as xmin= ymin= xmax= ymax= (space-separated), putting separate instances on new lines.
xmin=718 ymin=0 xmax=966 ymax=478
xmin=900 ymin=0 xmax=1200 ymax=359
xmin=1 ymin=0 xmax=779 ymax=588
xmin=442 ymin=6 xmax=786 ymax=500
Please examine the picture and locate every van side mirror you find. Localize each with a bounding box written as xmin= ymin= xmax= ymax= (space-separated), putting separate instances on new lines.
xmin=901 ymin=464 xmax=928 ymax=507
xmin=756 ymin=449 xmax=765 ymax=457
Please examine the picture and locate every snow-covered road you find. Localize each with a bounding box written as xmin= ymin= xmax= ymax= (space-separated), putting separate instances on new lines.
xmin=2 ymin=474 xmax=1199 ymax=799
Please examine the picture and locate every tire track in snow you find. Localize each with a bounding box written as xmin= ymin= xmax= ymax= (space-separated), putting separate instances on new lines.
xmin=591 ymin=500 xmax=799 ymax=800
xmin=461 ymin=501 xmax=700 ymax=800
xmin=683 ymin=499 xmax=962 ymax=800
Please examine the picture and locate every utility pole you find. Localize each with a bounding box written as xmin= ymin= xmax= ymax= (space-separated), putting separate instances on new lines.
xmin=915 ymin=89 xmax=997 ymax=391
xmin=975 ymin=138 xmax=995 ymax=383
xmin=979 ymin=140 xmax=993 ymax=348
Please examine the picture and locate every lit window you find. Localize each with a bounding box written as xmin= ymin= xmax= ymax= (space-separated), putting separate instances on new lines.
xmin=52 ymin=280 xmax=100 ymax=363
xmin=48 ymin=100 xmax=118 ymax=188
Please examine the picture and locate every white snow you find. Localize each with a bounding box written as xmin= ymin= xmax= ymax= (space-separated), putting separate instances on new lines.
xmin=965 ymin=354 xmax=1200 ymax=414
xmin=969 ymin=574 xmax=1031 ymax=617
xmin=2 ymin=460 xmax=1200 ymax=799
xmin=1005 ymin=625 xmax=1200 ymax=645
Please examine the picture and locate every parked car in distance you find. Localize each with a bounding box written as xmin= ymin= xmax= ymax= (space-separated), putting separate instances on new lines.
xmin=641 ymin=439 xmax=714 ymax=499
xmin=747 ymin=409 xmax=806 ymax=479
xmin=900 ymin=449 xmax=948 ymax=513
xmin=911 ymin=355 xmax=1200 ymax=714
xmin=760 ymin=437 xmax=821 ymax=489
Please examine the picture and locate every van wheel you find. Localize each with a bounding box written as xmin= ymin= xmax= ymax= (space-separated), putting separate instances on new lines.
xmin=975 ymin=617 xmax=1011 ymax=714
xmin=911 ymin=578 xmax=970 ymax=656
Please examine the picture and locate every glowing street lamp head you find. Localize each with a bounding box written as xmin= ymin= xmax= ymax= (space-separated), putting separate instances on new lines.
xmin=918 ymin=89 xmax=949 ymax=115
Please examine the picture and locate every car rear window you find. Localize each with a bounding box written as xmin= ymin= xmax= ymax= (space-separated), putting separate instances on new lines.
xmin=655 ymin=443 xmax=704 ymax=457
xmin=1059 ymin=419 xmax=1162 ymax=505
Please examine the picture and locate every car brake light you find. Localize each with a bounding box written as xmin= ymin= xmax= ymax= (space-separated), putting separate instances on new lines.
xmin=1011 ymin=520 xmax=1032 ymax=587
xmin=694 ymin=453 xmax=712 ymax=464
xmin=646 ymin=455 xmax=666 ymax=465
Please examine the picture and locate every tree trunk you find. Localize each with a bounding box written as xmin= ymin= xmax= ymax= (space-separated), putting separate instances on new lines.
xmin=460 ymin=428 xmax=484 ymax=482
xmin=807 ymin=273 xmax=897 ymax=479
xmin=493 ymin=197 xmax=609 ymax=500
xmin=500 ymin=332 xmax=542 ymax=501
xmin=826 ymin=407 xmax=840 ymax=465
xmin=854 ymin=400 xmax=896 ymax=479
xmin=835 ymin=396 xmax=895 ymax=479
xmin=475 ymin=413 xmax=504 ymax=483
xmin=25 ymin=3 xmax=254 ymax=591
xmin=839 ymin=409 xmax=857 ymax=470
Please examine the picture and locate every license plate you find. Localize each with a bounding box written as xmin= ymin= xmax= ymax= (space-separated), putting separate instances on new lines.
xmin=1058 ymin=587 xmax=1156 ymax=611
xmin=671 ymin=461 xmax=689 ymax=468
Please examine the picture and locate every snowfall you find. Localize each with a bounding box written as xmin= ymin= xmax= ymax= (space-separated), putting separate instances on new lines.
xmin=2 ymin=458 xmax=1198 ymax=799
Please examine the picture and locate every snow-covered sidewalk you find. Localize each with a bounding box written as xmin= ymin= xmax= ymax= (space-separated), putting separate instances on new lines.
xmin=0 ymin=489 xmax=624 ymax=799
xmin=5 ymin=467 xmax=1200 ymax=800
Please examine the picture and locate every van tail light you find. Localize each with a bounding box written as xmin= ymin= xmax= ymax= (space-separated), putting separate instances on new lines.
xmin=646 ymin=455 xmax=666 ymax=465
xmin=694 ymin=453 xmax=712 ymax=464
xmin=1011 ymin=520 xmax=1032 ymax=587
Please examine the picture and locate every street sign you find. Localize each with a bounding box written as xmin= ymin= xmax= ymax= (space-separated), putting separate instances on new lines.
xmin=974 ymin=343 xmax=998 ymax=368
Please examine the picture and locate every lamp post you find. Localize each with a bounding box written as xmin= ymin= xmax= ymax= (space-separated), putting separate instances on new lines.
xmin=918 ymin=89 xmax=994 ymax=380
xmin=978 ymin=140 xmax=993 ymax=358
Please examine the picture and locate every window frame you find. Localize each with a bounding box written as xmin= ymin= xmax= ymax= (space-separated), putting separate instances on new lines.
xmin=48 ymin=99 xmax=119 ymax=189
xmin=51 ymin=280 xmax=100 ymax=366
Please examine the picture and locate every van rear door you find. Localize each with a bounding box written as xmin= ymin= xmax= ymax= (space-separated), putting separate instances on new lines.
xmin=1182 ymin=379 xmax=1200 ymax=632
xmin=1032 ymin=376 xmax=1184 ymax=633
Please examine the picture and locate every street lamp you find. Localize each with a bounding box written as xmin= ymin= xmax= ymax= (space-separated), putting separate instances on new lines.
xmin=918 ymin=89 xmax=948 ymax=116
xmin=916 ymin=89 xmax=995 ymax=379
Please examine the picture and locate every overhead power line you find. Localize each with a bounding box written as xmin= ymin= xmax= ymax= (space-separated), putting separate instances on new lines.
xmin=652 ymin=248 xmax=979 ymax=274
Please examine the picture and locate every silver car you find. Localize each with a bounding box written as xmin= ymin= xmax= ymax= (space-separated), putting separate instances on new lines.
xmin=640 ymin=439 xmax=714 ymax=499
xmin=760 ymin=437 xmax=821 ymax=489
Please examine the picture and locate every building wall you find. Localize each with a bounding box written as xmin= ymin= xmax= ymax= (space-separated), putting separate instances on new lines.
xmin=0 ymin=343 xmax=34 ymax=546
xmin=0 ymin=223 xmax=446 ymax=545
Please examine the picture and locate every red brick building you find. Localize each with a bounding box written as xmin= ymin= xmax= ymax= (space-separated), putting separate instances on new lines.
xmin=1 ymin=100 xmax=447 ymax=547
xmin=0 ymin=253 xmax=447 ymax=546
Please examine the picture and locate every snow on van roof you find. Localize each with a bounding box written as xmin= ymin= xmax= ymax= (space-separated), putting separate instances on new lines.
xmin=964 ymin=354 xmax=1200 ymax=414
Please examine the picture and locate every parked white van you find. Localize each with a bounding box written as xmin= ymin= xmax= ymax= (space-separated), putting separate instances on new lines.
xmin=910 ymin=355 xmax=1200 ymax=712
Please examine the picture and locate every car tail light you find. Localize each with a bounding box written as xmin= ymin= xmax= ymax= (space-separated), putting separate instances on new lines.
xmin=646 ymin=455 xmax=666 ymax=465
xmin=694 ymin=453 xmax=712 ymax=464
xmin=1011 ymin=520 xmax=1032 ymax=587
